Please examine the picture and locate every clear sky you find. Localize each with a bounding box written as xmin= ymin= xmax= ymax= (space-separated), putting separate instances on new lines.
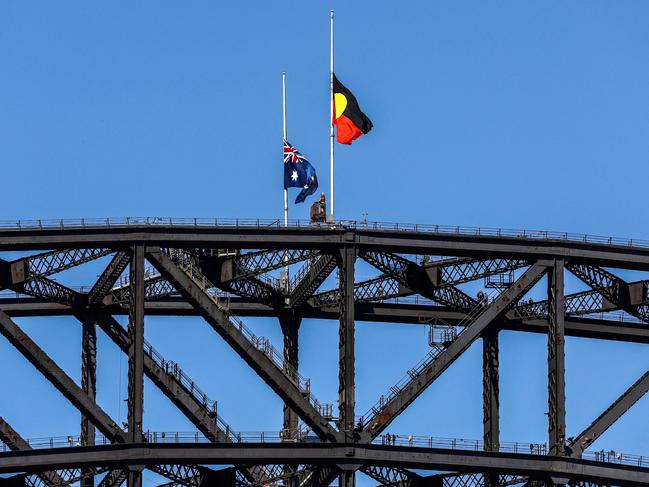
xmin=1 ymin=1 xmax=649 ymax=485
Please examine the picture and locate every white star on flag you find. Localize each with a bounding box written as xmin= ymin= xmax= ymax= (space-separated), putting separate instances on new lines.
xmin=291 ymin=170 xmax=298 ymax=181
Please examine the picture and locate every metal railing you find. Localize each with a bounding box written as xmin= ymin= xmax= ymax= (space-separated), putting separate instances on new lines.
xmin=142 ymin=341 xmax=231 ymax=428
xmin=3 ymin=431 xmax=647 ymax=469
xmin=288 ymin=258 xmax=314 ymax=291
xmin=0 ymin=217 xmax=647 ymax=249
xmin=112 ymin=265 xmax=161 ymax=290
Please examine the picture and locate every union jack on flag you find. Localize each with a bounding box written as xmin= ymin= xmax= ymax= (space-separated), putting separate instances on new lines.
xmin=283 ymin=139 xmax=319 ymax=204
xmin=283 ymin=139 xmax=306 ymax=164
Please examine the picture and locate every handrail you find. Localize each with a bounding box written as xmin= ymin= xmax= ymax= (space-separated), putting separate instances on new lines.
xmin=141 ymin=340 xmax=243 ymax=442
xmin=0 ymin=217 xmax=647 ymax=250
xmin=2 ymin=431 xmax=647 ymax=469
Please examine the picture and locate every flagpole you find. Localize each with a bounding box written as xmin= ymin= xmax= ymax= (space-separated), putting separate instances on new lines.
xmin=282 ymin=72 xmax=288 ymax=228
xmin=329 ymin=9 xmax=335 ymax=222
xmin=282 ymin=72 xmax=289 ymax=292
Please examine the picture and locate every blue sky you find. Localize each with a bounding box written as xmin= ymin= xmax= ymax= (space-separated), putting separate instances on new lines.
xmin=1 ymin=1 xmax=649 ymax=485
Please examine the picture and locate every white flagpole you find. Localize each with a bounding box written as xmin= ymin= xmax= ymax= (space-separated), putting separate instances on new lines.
xmin=282 ymin=72 xmax=288 ymax=228
xmin=282 ymin=72 xmax=289 ymax=292
xmin=329 ymin=9 xmax=335 ymax=222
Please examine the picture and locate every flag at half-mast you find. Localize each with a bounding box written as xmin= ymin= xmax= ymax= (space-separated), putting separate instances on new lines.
xmin=333 ymin=74 xmax=373 ymax=145
xmin=283 ymin=139 xmax=319 ymax=204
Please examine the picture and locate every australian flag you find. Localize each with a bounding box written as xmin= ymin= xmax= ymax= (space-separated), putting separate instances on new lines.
xmin=283 ymin=139 xmax=319 ymax=204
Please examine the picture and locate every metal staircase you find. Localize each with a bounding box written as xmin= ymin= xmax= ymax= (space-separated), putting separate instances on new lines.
xmin=289 ymin=254 xmax=337 ymax=306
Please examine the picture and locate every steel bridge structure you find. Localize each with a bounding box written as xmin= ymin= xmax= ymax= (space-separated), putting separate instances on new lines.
xmin=1 ymin=217 xmax=649 ymax=487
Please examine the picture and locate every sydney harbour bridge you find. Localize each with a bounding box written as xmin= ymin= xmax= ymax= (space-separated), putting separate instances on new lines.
xmin=0 ymin=217 xmax=649 ymax=487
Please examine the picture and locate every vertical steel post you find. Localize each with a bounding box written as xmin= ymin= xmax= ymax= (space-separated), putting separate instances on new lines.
xmin=279 ymin=309 xmax=302 ymax=487
xmin=483 ymin=328 xmax=500 ymax=451
xmin=80 ymin=315 xmax=96 ymax=487
xmin=279 ymin=310 xmax=302 ymax=440
xmin=338 ymin=245 xmax=356 ymax=487
xmin=482 ymin=327 xmax=500 ymax=487
xmin=548 ymin=259 xmax=566 ymax=456
xmin=127 ymin=245 xmax=145 ymax=487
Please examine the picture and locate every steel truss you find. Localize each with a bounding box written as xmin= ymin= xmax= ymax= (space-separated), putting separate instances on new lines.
xmin=1 ymin=223 xmax=649 ymax=486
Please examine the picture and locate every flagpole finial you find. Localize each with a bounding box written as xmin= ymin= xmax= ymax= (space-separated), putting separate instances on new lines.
xmin=330 ymin=9 xmax=334 ymax=18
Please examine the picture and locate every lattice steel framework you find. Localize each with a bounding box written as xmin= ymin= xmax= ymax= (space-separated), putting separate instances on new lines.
xmin=1 ymin=221 xmax=649 ymax=487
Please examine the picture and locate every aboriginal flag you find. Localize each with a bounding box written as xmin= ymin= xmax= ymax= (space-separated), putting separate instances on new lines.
xmin=333 ymin=74 xmax=373 ymax=145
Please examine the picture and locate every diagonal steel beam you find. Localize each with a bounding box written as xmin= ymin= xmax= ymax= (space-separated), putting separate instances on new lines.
xmin=570 ymin=370 xmax=649 ymax=457
xmin=0 ymin=310 xmax=127 ymax=443
xmin=146 ymin=247 xmax=342 ymax=442
xmin=362 ymin=262 xmax=548 ymax=439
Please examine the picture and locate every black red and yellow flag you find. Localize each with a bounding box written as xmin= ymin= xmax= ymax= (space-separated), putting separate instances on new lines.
xmin=333 ymin=74 xmax=373 ymax=145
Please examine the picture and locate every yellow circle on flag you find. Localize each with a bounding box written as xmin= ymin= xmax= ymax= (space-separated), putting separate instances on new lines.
xmin=334 ymin=93 xmax=347 ymax=119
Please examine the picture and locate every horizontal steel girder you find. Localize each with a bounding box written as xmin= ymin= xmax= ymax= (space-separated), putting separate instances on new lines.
xmin=3 ymin=225 xmax=649 ymax=270
xmin=0 ymin=417 xmax=68 ymax=487
xmin=2 ymin=297 xmax=649 ymax=344
xmin=0 ymin=443 xmax=648 ymax=486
